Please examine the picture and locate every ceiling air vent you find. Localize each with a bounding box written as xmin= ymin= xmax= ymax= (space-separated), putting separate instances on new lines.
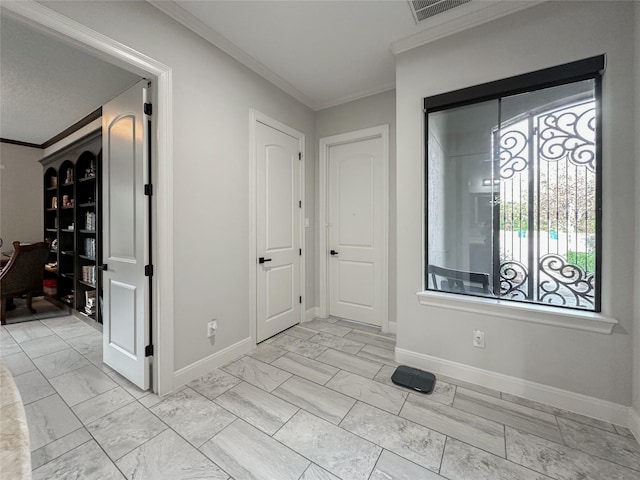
xmin=409 ymin=0 xmax=472 ymax=23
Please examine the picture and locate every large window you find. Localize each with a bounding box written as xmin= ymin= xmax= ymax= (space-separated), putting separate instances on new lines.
xmin=424 ymin=56 xmax=603 ymax=311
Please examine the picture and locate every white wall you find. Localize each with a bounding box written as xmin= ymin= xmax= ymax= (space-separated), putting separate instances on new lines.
xmin=396 ymin=1 xmax=635 ymax=405
xmin=633 ymin=0 xmax=640 ymax=424
xmin=0 ymin=143 xmax=43 ymax=246
xmin=315 ymin=90 xmax=396 ymax=324
xmin=40 ymin=1 xmax=316 ymax=373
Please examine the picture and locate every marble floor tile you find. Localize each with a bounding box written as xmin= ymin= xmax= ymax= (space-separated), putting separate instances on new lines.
xmin=5 ymin=321 xmax=54 ymax=343
xmin=20 ymin=335 xmax=69 ymax=359
xmin=615 ymin=425 xmax=637 ymax=439
xmin=247 ymin=343 xmax=288 ymax=363
xmin=201 ymin=419 xmax=310 ymax=480
xmin=557 ymin=416 xmax=640 ymax=471
xmin=315 ymin=348 xmax=382 ymax=379
xmin=286 ymin=325 xmax=319 ymax=340
xmin=400 ymin=393 xmax=506 ymax=457
xmin=308 ymin=331 xmax=365 ymax=354
xmin=84 ymin=350 xmax=114 ymax=373
xmin=72 ymin=386 xmax=135 ymax=425
xmin=274 ymin=410 xmax=381 ymax=480
xmin=152 ymin=387 xmax=236 ymax=446
xmin=300 ymin=463 xmax=340 ymax=480
xmin=49 ymin=364 xmax=118 ymax=406
xmin=326 ymin=370 xmax=407 ymax=414
xmin=222 ymin=355 xmax=292 ymax=392
xmin=272 ymin=376 xmax=355 ymax=424
xmin=442 ymin=437 xmax=548 ymax=480
xmin=303 ymin=319 xmax=352 ymax=337
xmin=106 ymin=371 xmax=150 ymax=399
xmin=33 ymin=348 xmax=90 ymax=379
xmin=13 ymin=369 xmax=56 ymax=404
xmin=501 ymin=392 xmax=617 ymax=433
xmin=0 ymin=330 xmax=22 ymax=357
xmin=65 ymin=332 xmax=103 ymax=356
xmin=2 ymin=351 xmax=36 ymax=376
xmin=344 ymin=330 xmax=396 ymax=349
xmin=506 ymin=426 xmax=639 ymax=480
xmin=341 ymin=402 xmax=445 ymax=472
xmin=25 ymin=394 xmax=82 ymax=451
xmin=271 ymin=352 xmax=339 ymax=384
xmin=374 ymin=365 xmax=456 ymax=406
xmin=334 ymin=319 xmax=382 ymax=335
xmin=87 ymin=401 xmax=167 ymax=461
xmin=117 ymin=429 xmax=228 ymax=480
xmin=436 ymin=373 xmax=501 ymax=398
xmin=32 ymin=440 xmax=124 ymax=480
xmin=370 ymin=449 xmax=446 ymax=480
xmin=269 ymin=334 xmax=329 ymax=359
xmin=357 ymin=343 xmax=398 ymax=366
xmin=188 ymin=368 xmax=241 ymax=399
xmin=214 ymin=381 xmax=297 ymax=435
xmin=31 ymin=428 xmax=92 ymax=470
xmin=454 ymin=387 xmax=563 ymax=443
xmin=45 ymin=319 xmax=98 ymax=340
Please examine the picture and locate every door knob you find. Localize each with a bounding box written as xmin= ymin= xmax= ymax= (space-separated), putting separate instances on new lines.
xmin=330 ymin=250 xmax=339 ymax=256
xmin=258 ymin=257 xmax=272 ymax=264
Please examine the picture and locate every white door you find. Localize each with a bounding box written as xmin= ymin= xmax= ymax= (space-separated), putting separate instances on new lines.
xmin=256 ymin=121 xmax=302 ymax=342
xmin=102 ymin=80 xmax=151 ymax=389
xmin=328 ymin=136 xmax=384 ymax=326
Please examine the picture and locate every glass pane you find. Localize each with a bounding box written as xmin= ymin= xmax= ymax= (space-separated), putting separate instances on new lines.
xmin=426 ymin=100 xmax=499 ymax=297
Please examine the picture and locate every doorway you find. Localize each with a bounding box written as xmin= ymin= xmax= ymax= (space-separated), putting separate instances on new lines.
xmin=319 ymin=125 xmax=389 ymax=331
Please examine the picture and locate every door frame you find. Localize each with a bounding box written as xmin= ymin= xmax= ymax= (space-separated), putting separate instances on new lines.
xmin=4 ymin=1 xmax=175 ymax=395
xmin=318 ymin=125 xmax=389 ymax=332
xmin=249 ymin=109 xmax=306 ymax=345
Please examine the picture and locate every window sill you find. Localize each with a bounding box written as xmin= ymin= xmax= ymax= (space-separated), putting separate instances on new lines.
xmin=416 ymin=291 xmax=617 ymax=334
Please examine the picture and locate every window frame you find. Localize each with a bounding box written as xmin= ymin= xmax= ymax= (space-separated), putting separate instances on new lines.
xmin=423 ymin=55 xmax=605 ymax=312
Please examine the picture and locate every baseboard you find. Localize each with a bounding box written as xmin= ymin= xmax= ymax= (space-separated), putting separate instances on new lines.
xmin=173 ymin=337 xmax=253 ymax=390
xmin=630 ymin=407 xmax=640 ymax=443
xmin=395 ymin=347 xmax=630 ymax=426
xmin=304 ymin=307 xmax=319 ymax=322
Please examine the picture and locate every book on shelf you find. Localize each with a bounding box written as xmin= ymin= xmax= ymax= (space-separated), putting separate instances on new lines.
xmin=82 ymin=265 xmax=96 ymax=285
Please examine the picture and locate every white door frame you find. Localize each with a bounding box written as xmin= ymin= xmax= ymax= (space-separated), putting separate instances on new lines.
xmin=3 ymin=1 xmax=175 ymax=395
xmin=249 ymin=110 xmax=305 ymax=345
xmin=318 ymin=125 xmax=389 ymax=332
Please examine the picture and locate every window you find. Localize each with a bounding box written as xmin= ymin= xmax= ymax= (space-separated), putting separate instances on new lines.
xmin=424 ymin=56 xmax=604 ymax=312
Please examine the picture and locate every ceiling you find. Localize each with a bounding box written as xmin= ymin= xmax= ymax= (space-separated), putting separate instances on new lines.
xmin=0 ymin=14 xmax=140 ymax=145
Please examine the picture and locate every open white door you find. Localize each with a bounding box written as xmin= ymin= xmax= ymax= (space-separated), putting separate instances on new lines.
xmin=256 ymin=121 xmax=302 ymax=342
xmin=102 ymin=80 xmax=151 ymax=390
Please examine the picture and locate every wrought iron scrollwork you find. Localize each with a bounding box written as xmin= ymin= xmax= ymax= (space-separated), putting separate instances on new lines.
xmin=538 ymin=254 xmax=595 ymax=309
xmin=499 ymin=128 xmax=528 ymax=179
xmin=499 ymin=260 xmax=528 ymax=299
xmin=537 ymin=103 xmax=596 ymax=172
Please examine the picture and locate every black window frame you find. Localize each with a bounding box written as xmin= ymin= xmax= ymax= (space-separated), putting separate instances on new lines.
xmin=423 ymin=55 xmax=605 ymax=312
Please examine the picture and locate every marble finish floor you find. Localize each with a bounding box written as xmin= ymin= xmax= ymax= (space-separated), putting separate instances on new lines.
xmin=1 ymin=315 xmax=639 ymax=479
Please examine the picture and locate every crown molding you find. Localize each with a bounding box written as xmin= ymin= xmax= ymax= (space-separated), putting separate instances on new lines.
xmin=315 ymin=81 xmax=396 ymax=111
xmin=391 ymin=0 xmax=546 ymax=55
xmin=147 ymin=0 xmax=316 ymax=110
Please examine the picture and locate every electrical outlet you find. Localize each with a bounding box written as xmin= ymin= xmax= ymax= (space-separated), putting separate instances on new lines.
xmin=472 ymin=330 xmax=485 ymax=348
xmin=207 ymin=320 xmax=217 ymax=338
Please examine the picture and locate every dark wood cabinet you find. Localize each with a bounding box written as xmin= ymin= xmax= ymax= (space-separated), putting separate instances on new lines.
xmin=40 ymin=130 xmax=102 ymax=322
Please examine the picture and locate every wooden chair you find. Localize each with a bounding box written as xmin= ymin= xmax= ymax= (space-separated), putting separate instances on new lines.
xmin=427 ymin=264 xmax=491 ymax=295
xmin=1 ymin=241 xmax=50 ymax=324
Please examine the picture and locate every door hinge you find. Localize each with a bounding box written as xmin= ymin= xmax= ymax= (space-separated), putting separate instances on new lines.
xmin=144 ymin=103 xmax=152 ymax=115
xmin=298 ymin=152 xmax=302 ymax=160
xmin=299 ymin=296 xmax=302 ymax=304
xmin=144 ymin=184 xmax=153 ymax=196
xmin=299 ymin=248 xmax=302 ymax=256
xmin=299 ymin=200 xmax=302 ymax=208
xmin=145 ymin=344 xmax=154 ymax=357
xmin=145 ymin=265 xmax=154 ymax=277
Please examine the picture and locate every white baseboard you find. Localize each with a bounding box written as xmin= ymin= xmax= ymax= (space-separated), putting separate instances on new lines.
xmin=173 ymin=337 xmax=253 ymax=390
xmin=395 ymin=347 xmax=630 ymax=427
xmin=304 ymin=307 xmax=319 ymax=322
xmin=630 ymin=407 xmax=640 ymax=443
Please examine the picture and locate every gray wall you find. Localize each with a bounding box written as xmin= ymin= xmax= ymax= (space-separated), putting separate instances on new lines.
xmin=42 ymin=0 xmax=316 ymax=372
xmin=633 ymin=0 xmax=640 ymax=421
xmin=315 ymin=90 xmax=396 ymax=325
xmin=0 ymin=143 xmax=43 ymax=245
xmin=396 ymin=1 xmax=635 ymax=405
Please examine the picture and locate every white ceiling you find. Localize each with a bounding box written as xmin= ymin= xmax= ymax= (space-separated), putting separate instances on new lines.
xmin=0 ymin=14 xmax=141 ymax=145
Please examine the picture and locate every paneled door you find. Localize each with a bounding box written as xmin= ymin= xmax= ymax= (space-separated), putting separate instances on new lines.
xmin=328 ymin=135 xmax=385 ymax=326
xmin=256 ymin=121 xmax=302 ymax=342
xmin=102 ymin=80 xmax=151 ymax=389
